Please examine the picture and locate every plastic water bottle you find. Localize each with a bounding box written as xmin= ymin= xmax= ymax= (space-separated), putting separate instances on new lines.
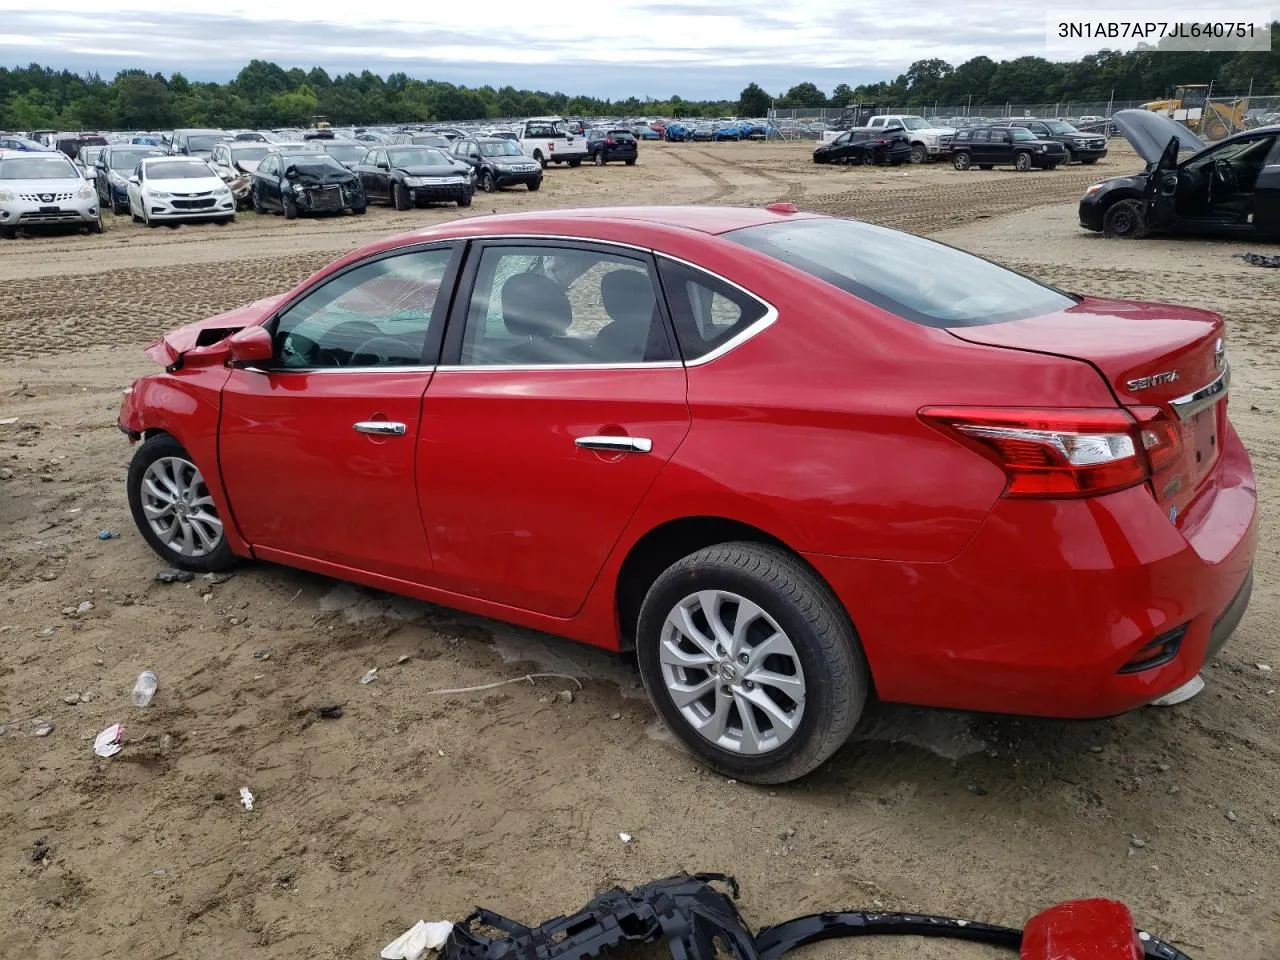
xmin=132 ymin=670 xmax=158 ymax=707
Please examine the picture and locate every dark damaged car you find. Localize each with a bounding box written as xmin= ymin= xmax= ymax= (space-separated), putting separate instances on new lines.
xmin=353 ymin=146 xmax=474 ymax=209
xmin=249 ymin=150 xmax=367 ymax=219
xmin=1079 ymin=109 xmax=1280 ymax=239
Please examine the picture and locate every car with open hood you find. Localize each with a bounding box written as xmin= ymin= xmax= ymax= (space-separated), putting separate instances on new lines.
xmin=249 ymin=149 xmax=366 ymax=219
xmin=127 ymin=156 xmax=236 ymax=227
xmin=0 ymin=148 xmax=102 ymax=238
xmin=450 ymin=137 xmax=542 ymax=192
xmin=352 ymin=145 xmax=473 ymax=209
xmin=1079 ymin=109 xmax=1280 ymax=239
xmin=209 ymin=141 xmax=273 ymax=207
xmin=94 ymin=144 xmax=167 ymax=214
xmin=116 ymin=204 xmax=1253 ymax=784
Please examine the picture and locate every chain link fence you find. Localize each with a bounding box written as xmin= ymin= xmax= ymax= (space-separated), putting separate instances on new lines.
xmin=765 ymin=101 xmax=1155 ymax=139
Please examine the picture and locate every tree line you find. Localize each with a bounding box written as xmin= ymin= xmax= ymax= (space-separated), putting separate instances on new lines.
xmin=3 ymin=30 xmax=1279 ymax=132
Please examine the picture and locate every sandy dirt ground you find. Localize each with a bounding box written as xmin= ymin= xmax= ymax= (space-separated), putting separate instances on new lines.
xmin=1 ymin=140 xmax=1278 ymax=960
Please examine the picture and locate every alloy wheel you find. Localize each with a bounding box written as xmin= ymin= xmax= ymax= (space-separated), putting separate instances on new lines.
xmin=140 ymin=456 xmax=224 ymax=557
xmin=658 ymin=590 xmax=806 ymax=755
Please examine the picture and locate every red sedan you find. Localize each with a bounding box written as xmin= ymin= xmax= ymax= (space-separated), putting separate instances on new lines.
xmin=118 ymin=204 xmax=1256 ymax=783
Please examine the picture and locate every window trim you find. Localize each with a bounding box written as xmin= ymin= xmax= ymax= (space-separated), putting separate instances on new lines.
xmin=255 ymin=240 xmax=462 ymax=374
xmin=655 ymin=253 xmax=778 ymax=366
xmin=437 ymin=237 xmax=681 ymax=371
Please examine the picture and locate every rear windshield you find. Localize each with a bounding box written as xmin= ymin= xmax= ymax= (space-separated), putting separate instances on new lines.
xmin=186 ymin=135 xmax=221 ymax=152
xmin=0 ymin=155 xmax=80 ymax=179
xmin=725 ymin=218 xmax=1076 ymax=328
xmin=525 ymin=123 xmax=559 ymax=138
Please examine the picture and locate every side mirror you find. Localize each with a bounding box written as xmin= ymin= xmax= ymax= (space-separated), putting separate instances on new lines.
xmin=227 ymin=326 xmax=273 ymax=366
xmin=378 ymin=161 xmax=390 ymax=171
xmin=128 ymin=175 xmax=140 ymax=185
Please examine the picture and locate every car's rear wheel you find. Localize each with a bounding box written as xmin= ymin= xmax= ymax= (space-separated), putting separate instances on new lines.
xmin=1014 ymin=151 xmax=1032 ymax=172
xmin=534 ymin=151 xmax=547 ymax=169
xmin=127 ymin=434 xmax=234 ymax=573
xmin=594 ymin=151 xmax=606 ymax=166
xmin=909 ymin=143 xmax=927 ymax=164
xmin=953 ymin=152 xmax=971 ymax=170
xmin=636 ymin=542 xmax=868 ymax=784
xmin=568 ymin=158 xmax=581 ymax=168
xmin=1103 ymin=198 xmax=1148 ymax=239
xmin=392 ymin=182 xmax=411 ymax=211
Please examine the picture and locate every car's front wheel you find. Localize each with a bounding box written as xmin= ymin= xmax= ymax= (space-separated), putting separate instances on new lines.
xmin=1102 ymin=198 xmax=1148 ymax=239
xmin=127 ymin=433 xmax=234 ymax=573
xmin=283 ymin=194 xmax=298 ymax=219
xmin=481 ymin=171 xmax=496 ymax=192
xmin=636 ymin=542 xmax=868 ymax=784
xmin=909 ymin=143 xmax=927 ymax=164
xmin=1014 ymin=151 xmax=1032 ymax=172
xmin=392 ymin=182 xmax=411 ymax=211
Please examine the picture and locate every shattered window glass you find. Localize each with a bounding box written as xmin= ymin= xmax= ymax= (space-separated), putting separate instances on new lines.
xmin=272 ymin=248 xmax=453 ymax=368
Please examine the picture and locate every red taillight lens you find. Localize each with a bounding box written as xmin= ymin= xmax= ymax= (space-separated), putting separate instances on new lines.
xmin=1130 ymin=406 xmax=1181 ymax=473
xmin=606 ymin=137 xmax=615 ymax=145
xmin=920 ymin=407 xmax=1152 ymax=498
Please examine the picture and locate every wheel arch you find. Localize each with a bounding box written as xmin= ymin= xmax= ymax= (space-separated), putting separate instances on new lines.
xmin=1094 ymin=186 xmax=1145 ymax=216
xmin=613 ymin=515 xmax=846 ymax=652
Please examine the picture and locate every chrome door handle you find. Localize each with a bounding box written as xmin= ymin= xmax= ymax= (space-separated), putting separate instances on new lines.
xmin=353 ymin=421 xmax=407 ymax=436
xmin=575 ymin=435 xmax=652 ymax=454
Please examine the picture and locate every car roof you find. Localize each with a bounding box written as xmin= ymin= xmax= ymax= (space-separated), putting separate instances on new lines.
xmin=0 ymin=148 xmax=67 ymax=159
xmin=140 ymin=155 xmax=207 ymax=165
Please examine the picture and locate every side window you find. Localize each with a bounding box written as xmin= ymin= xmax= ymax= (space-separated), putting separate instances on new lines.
xmin=1000 ymin=130 xmax=1013 ymax=143
xmin=954 ymin=130 xmax=971 ymax=142
xmin=657 ymin=260 xmax=769 ymax=362
xmin=458 ymin=245 xmax=672 ymax=366
xmin=970 ymin=129 xmax=989 ymax=143
xmin=271 ymin=247 xmax=454 ymax=369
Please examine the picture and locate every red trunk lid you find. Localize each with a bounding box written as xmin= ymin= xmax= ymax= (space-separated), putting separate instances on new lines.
xmin=948 ymin=295 xmax=1228 ymax=521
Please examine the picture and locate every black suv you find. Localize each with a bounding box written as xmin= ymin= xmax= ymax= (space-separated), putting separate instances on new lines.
xmin=451 ymin=136 xmax=543 ymax=191
xmin=586 ymin=128 xmax=638 ymax=165
xmin=988 ymin=118 xmax=1107 ymax=165
xmin=949 ymin=126 xmax=1066 ymax=171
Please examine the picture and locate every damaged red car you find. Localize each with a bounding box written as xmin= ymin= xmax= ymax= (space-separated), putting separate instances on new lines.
xmin=119 ymin=204 xmax=1256 ymax=783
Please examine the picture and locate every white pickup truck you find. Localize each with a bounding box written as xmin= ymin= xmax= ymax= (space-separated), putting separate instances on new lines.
xmin=822 ymin=114 xmax=955 ymax=164
xmin=517 ymin=117 xmax=588 ymax=169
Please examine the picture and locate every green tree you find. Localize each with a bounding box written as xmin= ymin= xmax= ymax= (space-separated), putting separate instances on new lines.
xmin=737 ymin=82 xmax=770 ymax=115
xmin=113 ymin=72 xmax=176 ymax=128
xmin=783 ymin=81 xmax=826 ymax=107
xmin=829 ymin=83 xmax=854 ymax=106
xmin=270 ymin=84 xmax=318 ymax=126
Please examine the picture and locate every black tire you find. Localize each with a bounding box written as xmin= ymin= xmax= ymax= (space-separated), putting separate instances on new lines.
xmin=283 ymin=195 xmax=298 ymax=219
xmin=568 ymin=158 xmax=581 ymax=168
xmin=861 ymin=151 xmax=875 ymax=165
xmin=0 ymin=225 xmax=15 ymax=240
xmin=111 ymin=199 xmax=128 ymax=216
xmin=251 ymin=186 xmax=265 ymax=214
xmin=1081 ymin=158 xmax=1098 ymax=165
xmin=635 ymin=542 xmax=868 ymax=784
xmin=953 ymin=152 xmax=971 ymax=171
xmin=624 ymin=158 xmax=636 ymax=166
xmin=1014 ymin=151 xmax=1031 ymax=172
xmin=526 ymin=180 xmax=541 ymax=192
xmin=351 ymin=204 xmax=367 ymax=216
xmin=1064 ymin=147 xmax=1076 ymax=165
xmin=594 ymin=151 xmax=606 ymax=166
xmin=392 ymin=182 xmax=411 ymax=211
xmin=457 ymin=193 xmax=472 ymax=208
xmin=1102 ymin=198 xmax=1148 ymax=239
xmin=1045 ymin=163 xmax=1059 ymax=171
xmin=533 ymin=151 xmax=547 ymax=169
xmin=89 ymin=216 xmax=104 ymax=235
xmin=909 ymin=143 xmax=927 ymax=164
xmin=127 ymin=433 xmax=235 ymax=574
xmin=481 ymin=171 xmax=496 ymax=192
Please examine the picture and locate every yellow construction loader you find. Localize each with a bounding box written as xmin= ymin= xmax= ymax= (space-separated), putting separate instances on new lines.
xmin=1143 ymin=85 xmax=1248 ymax=139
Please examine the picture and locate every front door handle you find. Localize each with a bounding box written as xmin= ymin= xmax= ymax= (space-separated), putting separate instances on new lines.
xmin=353 ymin=421 xmax=407 ymax=436
xmin=575 ymin=435 xmax=652 ymax=454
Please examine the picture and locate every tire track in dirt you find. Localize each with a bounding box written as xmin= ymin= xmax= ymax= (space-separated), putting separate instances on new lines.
xmin=662 ymin=148 xmax=735 ymax=203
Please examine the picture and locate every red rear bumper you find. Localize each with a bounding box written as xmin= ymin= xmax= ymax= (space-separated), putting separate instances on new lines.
xmin=806 ymin=420 xmax=1257 ymax=718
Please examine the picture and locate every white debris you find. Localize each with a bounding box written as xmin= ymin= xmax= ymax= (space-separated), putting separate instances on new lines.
xmin=239 ymin=786 xmax=255 ymax=810
xmin=380 ymin=920 xmax=453 ymax=960
xmin=94 ymin=723 xmax=125 ymax=758
xmin=1257 ymin=663 xmax=1272 ymax=673
xmin=360 ymin=668 xmax=378 ymax=684
xmin=619 ymin=832 xmax=632 ymax=843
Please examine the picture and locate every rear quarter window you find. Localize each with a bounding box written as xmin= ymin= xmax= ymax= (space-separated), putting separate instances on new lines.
xmin=724 ymin=218 xmax=1076 ymax=328
xmin=657 ymin=259 xmax=769 ymax=360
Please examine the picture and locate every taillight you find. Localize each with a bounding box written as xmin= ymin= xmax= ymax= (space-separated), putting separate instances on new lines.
xmin=919 ymin=407 xmax=1169 ymax=498
xmin=1130 ymin=406 xmax=1181 ymax=473
xmin=606 ymin=137 xmax=615 ymax=145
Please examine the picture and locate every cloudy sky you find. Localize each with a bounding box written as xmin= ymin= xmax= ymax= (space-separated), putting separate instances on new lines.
xmin=0 ymin=1 xmax=1257 ymax=98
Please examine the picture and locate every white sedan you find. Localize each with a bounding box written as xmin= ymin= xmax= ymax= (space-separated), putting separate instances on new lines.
xmin=127 ymin=156 xmax=236 ymax=227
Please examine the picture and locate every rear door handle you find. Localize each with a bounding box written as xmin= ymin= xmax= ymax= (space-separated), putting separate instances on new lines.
xmin=353 ymin=421 xmax=407 ymax=436
xmin=575 ymin=435 xmax=652 ymax=454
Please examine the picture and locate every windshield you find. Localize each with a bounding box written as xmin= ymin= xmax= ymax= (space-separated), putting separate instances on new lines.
xmin=110 ymin=149 xmax=163 ymax=170
xmin=0 ymin=155 xmax=80 ymax=179
xmin=1045 ymin=120 xmax=1078 ymax=134
xmin=901 ymin=117 xmax=928 ymax=130
xmin=79 ymin=147 xmax=104 ymax=165
xmin=186 ymin=135 xmax=221 ymax=152
xmin=479 ymin=140 xmax=522 ymax=157
xmin=323 ymin=143 xmax=368 ymax=162
xmin=1011 ymin=127 xmax=1037 ymax=141
xmin=388 ymin=147 xmax=448 ymax=166
xmin=282 ymin=154 xmax=347 ymax=173
xmin=725 ymin=218 xmax=1075 ymax=328
xmin=148 ymin=160 xmax=215 ymax=179
xmin=231 ymin=145 xmax=271 ymax=163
